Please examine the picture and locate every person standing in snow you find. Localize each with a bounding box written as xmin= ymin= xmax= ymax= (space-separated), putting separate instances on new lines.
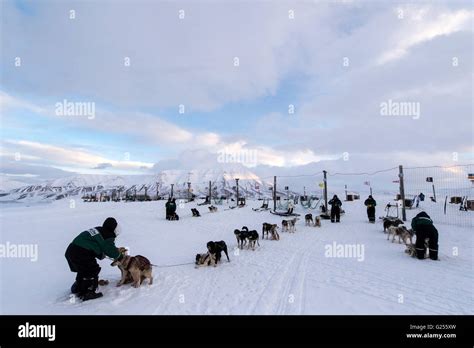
xmin=328 ymin=194 xmax=342 ymax=223
xmin=65 ymin=217 xmax=124 ymax=301
xmin=364 ymin=195 xmax=377 ymax=223
xmin=411 ymin=211 xmax=438 ymax=260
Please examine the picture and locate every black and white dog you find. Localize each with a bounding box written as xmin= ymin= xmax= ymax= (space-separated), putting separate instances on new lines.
xmin=191 ymin=208 xmax=201 ymax=217
xmin=234 ymin=227 xmax=259 ymax=250
xmin=207 ymin=240 xmax=230 ymax=264
xmin=383 ymin=217 xmax=403 ymax=233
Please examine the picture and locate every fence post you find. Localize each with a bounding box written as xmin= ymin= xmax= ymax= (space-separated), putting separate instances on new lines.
xmin=208 ymin=181 xmax=211 ymax=203
xmin=399 ymin=165 xmax=406 ymax=222
xmin=273 ymin=176 xmax=277 ymax=211
xmin=323 ymin=170 xmax=328 ymax=213
xmin=236 ymin=178 xmax=239 ymax=204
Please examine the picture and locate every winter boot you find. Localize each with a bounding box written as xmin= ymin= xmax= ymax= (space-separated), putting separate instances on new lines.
xmin=80 ymin=291 xmax=103 ymax=301
xmin=71 ymin=281 xmax=79 ymax=294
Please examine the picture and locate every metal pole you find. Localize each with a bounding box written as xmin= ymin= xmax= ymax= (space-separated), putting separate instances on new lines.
xmin=273 ymin=176 xmax=277 ymax=211
xmin=236 ymin=178 xmax=239 ymax=204
xmin=170 ymin=184 xmax=174 ymax=199
xmin=323 ymin=170 xmax=328 ymax=213
xmin=208 ymin=181 xmax=212 ymax=203
xmin=432 ymin=183 xmax=436 ymax=202
xmin=399 ymin=165 xmax=406 ymax=221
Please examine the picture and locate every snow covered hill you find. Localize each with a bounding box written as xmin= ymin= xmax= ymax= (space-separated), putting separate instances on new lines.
xmin=0 ymin=166 xmax=276 ymax=203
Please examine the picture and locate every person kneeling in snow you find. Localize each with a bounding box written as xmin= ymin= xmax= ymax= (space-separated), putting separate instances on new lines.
xmin=65 ymin=217 xmax=124 ymax=301
xmin=411 ymin=211 xmax=438 ymax=260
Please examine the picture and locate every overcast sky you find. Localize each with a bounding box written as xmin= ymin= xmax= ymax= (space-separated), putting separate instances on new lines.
xmin=1 ymin=0 xmax=473 ymax=181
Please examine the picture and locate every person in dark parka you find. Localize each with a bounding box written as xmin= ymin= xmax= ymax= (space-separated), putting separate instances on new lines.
xmin=328 ymin=195 xmax=342 ymax=223
xmin=411 ymin=211 xmax=438 ymax=260
xmin=364 ymin=195 xmax=377 ymax=223
xmin=65 ymin=217 xmax=123 ymax=301
xmin=165 ymin=198 xmax=172 ymax=220
xmin=166 ymin=198 xmax=179 ymax=220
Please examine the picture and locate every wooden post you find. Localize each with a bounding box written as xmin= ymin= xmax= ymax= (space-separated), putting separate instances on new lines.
xmin=323 ymin=170 xmax=328 ymax=213
xmin=399 ymin=165 xmax=406 ymax=222
xmin=432 ymin=183 xmax=437 ymax=203
xmin=273 ymin=176 xmax=277 ymax=211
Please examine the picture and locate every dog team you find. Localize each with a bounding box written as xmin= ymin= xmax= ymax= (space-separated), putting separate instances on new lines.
xmin=64 ymin=194 xmax=438 ymax=301
xmin=382 ymin=211 xmax=439 ymax=261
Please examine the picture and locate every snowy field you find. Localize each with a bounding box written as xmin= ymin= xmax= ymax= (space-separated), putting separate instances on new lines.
xmin=0 ymin=196 xmax=472 ymax=315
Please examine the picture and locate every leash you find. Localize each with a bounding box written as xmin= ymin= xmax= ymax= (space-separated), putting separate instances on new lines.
xmin=106 ymin=256 xmax=194 ymax=268
xmin=151 ymin=262 xmax=195 ymax=268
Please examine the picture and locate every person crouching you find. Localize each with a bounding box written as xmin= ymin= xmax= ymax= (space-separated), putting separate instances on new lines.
xmin=411 ymin=211 xmax=438 ymax=260
xmin=65 ymin=217 xmax=124 ymax=301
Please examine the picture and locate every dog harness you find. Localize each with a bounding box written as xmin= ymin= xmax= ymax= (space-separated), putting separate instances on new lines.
xmin=126 ymin=255 xmax=151 ymax=271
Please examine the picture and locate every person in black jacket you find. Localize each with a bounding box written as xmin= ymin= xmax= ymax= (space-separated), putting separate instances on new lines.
xmin=364 ymin=195 xmax=377 ymax=223
xmin=411 ymin=211 xmax=438 ymax=260
xmin=165 ymin=198 xmax=172 ymax=220
xmin=328 ymin=195 xmax=342 ymax=223
xmin=65 ymin=217 xmax=123 ymax=301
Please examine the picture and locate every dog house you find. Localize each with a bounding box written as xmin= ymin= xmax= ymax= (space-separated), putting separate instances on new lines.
xmin=346 ymin=193 xmax=360 ymax=201
xmin=450 ymin=196 xmax=463 ymax=204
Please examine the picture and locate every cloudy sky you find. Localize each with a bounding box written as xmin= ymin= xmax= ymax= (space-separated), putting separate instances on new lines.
xmin=1 ymin=0 xmax=473 ymax=182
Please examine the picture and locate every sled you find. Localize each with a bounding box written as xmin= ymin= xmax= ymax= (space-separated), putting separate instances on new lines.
xmin=269 ymin=210 xmax=300 ymax=217
xmin=253 ymin=199 xmax=270 ymax=212
xmin=252 ymin=207 xmax=270 ymax=212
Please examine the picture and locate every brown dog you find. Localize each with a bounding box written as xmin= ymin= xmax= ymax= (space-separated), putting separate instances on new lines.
xmin=112 ymin=255 xmax=153 ymax=288
xmin=262 ymin=223 xmax=280 ymax=240
xmin=314 ymin=216 xmax=321 ymax=227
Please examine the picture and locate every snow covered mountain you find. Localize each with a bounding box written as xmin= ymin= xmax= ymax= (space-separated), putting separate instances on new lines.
xmin=0 ymin=165 xmax=279 ymax=203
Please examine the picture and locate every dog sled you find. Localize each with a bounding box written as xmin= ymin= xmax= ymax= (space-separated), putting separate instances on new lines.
xmin=379 ymin=202 xmax=399 ymax=220
xmin=269 ymin=210 xmax=300 ymax=217
xmin=300 ymin=196 xmax=322 ymax=210
xmin=252 ymin=199 xmax=270 ymax=212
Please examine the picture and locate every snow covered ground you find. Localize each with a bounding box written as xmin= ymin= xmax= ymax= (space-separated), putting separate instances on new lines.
xmin=0 ymin=196 xmax=472 ymax=315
